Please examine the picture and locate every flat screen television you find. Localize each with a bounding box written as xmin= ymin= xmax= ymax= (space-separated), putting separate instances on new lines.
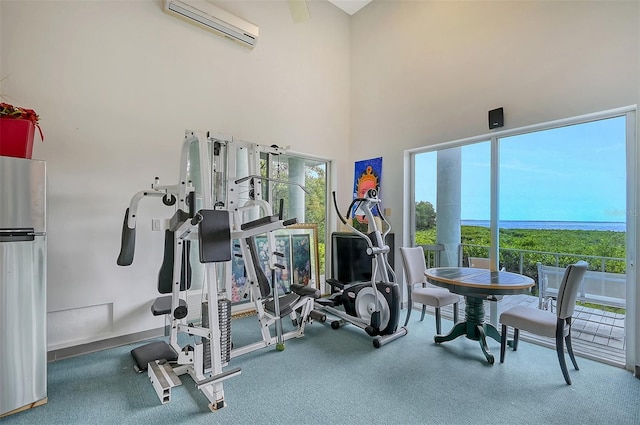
xmin=331 ymin=232 xmax=395 ymax=284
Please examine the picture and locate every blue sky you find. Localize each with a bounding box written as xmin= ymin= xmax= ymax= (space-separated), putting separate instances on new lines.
xmin=415 ymin=116 xmax=627 ymax=223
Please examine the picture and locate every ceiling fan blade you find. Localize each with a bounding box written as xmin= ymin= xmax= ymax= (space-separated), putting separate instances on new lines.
xmin=288 ymin=0 xmax=310 ymax=23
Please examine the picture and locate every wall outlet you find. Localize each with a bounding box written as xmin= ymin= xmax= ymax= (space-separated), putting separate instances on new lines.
xmin=151 ymin=219 xmax=161 ymax=231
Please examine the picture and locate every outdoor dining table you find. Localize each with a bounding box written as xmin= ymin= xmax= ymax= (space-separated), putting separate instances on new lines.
xmin=424 ymin=267 xmax=534 ymax=364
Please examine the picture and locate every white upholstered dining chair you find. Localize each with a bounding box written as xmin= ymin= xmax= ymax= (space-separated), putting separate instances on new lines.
xmin=499 ymin=261 xmax=588 ymax=385
xmin=400 ymin=246 xmax=460 ymax=334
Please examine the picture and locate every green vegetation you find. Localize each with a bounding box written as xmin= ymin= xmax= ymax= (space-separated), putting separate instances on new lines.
xmin=415 ymin=201 xmax=436 ymax=230
xmin=416 ymin=225 xmax=626 ymax=274
xmin=417 ymin=224 xmax=626 ymax=313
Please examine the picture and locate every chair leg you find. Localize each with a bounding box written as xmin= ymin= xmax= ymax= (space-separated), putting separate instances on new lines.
xmin=435 ymin=307 xmax=441 ymax=334
xmin=500 ymin=324 xmax=507 ymax=363
xmin=556 ymin=319 xmax=572 ymax=385
xmin=404 ymin=292 xmax=413 ymax=327
xmin=565 ymin=318 xmax=579 ymax=370
xmin=453 ymin=302 xmax=458 ymax=323
xmin=403 ymin=308 xmax=411 ymax=327
xmin=420 ymin=305 xmax=427 ymax=321
xmin=565 ymin=334 xmax=579 ymax=371
xmin=512 ymin=329 xmax=519 ymax=351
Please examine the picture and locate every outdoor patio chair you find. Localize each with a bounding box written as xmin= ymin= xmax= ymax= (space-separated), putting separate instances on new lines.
xmin=400 ymin=246 xmax=460 ymax=334
xmin=499 ymin=261 xmax=588 ymax=385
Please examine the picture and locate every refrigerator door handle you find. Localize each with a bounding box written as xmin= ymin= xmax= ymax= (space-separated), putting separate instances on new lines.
xmin=0 ymin=228 xmax=36 ymax=242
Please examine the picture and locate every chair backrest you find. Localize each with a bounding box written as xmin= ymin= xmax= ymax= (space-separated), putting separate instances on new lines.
xmin=468 ymin=256 xmax=507 ymax=272
xmin=468 ymin=257 xmax=491 ymax=269
xmin=400 ymin=246 xmax=427 ymax=287
xmin=420 ymin=244 xmax=444 ymax=268
xmin=557 ymin=261 xmax=589 ymax=319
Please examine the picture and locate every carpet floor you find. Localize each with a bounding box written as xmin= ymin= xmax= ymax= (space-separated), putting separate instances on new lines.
xmin=2 ymin=313 xmax=639 ymax=425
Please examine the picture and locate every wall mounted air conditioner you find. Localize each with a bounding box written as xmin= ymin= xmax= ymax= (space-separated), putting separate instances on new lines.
xmin=163 ymin=0 xmax=259 ymax=48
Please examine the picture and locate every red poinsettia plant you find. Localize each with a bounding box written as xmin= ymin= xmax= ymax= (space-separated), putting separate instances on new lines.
xmin=0 ymin=102 xmax=44 ymax=141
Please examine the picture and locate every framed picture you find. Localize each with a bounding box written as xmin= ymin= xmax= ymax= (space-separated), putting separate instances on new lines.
xmin=229 ymin=223 xmax=320 ymax=307
xmin=292 ymin=234 xmax=311 ymax=285
xmin=285 ymin=223 xmax=320 ymax=290
xmin=254 ymin=235 xmax=291 ymax=295
xmin=353 ymin=157 xmax=382 ymax=222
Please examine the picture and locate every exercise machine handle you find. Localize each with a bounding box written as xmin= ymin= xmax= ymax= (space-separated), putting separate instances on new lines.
xmin=117 ymin=208 xmax=136 ymax=266
xmin=332 ymin=190 xmax=378 ymax=250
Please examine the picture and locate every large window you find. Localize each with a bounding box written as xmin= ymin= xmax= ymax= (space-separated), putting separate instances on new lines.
xmin=498 ymin=118 xmax=627 ymax=275
xmin=412 ymin=113 xmax=629 ymax=273
xmin=260 ymin=153 xmax=327 ymax=249
xmin=410 ymin=108 xmax=635 ymax=364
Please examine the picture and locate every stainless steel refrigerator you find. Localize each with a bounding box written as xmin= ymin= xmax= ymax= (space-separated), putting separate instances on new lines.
xmin=0 ymin=156 xmax=47 ymax=416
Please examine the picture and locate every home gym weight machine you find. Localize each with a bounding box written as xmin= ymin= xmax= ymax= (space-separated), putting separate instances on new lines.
xmin=117 ymin=131 xmax=240 ymax=411
xmin=117 ymin=130 xmax=320 ymax=410
xmin=313 ymin=189 xmax=407 ymax=348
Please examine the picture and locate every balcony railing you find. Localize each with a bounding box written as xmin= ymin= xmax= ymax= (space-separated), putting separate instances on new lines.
xmin=460 ymin=243 xmax=625 ymax=288
xmin=419 ymin=243 xmax=626 ymax=297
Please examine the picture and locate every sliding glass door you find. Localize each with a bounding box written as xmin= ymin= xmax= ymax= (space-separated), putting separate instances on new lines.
xmin=410 ymin=108 xmax=635 ymax=367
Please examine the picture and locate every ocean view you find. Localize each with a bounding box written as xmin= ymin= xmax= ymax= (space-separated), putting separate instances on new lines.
xmin=461 ymin=220 xmax=626 ymax=232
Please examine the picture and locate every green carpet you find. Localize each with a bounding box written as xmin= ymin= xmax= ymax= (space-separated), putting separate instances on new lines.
xmin=3 ymin=313 xmax=639 ymax=425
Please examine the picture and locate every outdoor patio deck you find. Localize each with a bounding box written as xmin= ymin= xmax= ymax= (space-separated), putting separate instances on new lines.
xmin=436 ymin=293 xmax=626 ymax=367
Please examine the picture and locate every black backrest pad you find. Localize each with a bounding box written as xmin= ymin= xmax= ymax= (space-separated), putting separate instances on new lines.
xmin=246 ymin=236 xmax=271 ymax=297
xmin=198 ymin=210 xmax=232 ymax=263
xmin=157 ymin=230 xmax=192 ymax=294
xmin=116 ymin=208 xmax=135 ymax=266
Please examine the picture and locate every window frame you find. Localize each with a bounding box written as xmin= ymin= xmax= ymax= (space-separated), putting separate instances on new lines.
xmin=405 ymin=105 xmax=637 ymax=370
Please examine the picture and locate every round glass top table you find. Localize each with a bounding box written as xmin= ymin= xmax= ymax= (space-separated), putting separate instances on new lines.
xmin=424 ymin=267 xmax=534 ymax=364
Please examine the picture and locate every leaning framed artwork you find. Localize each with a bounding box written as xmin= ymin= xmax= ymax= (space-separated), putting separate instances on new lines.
xmin=229 ymin=223 xmax=320 ymax=306
xmin=281 ymin=223 xmax=320 ymax=290
xmin=254 ymin=234 xmax=292 ymax=295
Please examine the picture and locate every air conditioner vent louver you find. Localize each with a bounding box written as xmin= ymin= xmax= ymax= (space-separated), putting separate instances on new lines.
xmin=163 ymin=0 xmax=259 ymax=48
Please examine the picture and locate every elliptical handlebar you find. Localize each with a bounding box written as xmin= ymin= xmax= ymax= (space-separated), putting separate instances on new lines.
xmin=332 ymin=189 xmax=390 ymax=253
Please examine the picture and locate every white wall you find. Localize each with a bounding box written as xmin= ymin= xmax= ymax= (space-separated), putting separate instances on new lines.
xmin=0 ymin=0 xmax=351 ymax=349
xmin=350 ymin=0 xmax=640 ymax=238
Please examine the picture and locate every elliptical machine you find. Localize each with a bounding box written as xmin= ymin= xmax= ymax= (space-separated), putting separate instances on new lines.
xmin=314 ymin=189 xmax=407 ymax=348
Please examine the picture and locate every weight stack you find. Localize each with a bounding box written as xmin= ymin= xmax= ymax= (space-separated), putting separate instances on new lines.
xmin=201 ymin=299 xmax=232 ymax=371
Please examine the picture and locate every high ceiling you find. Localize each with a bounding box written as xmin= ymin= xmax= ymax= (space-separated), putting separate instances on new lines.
xmin=327 ymin=0 xmax=373 ymax=16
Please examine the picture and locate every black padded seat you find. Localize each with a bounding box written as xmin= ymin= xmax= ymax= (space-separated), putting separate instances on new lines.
xmin=264 ymin=293 xmax=301 ymax=317
xmin=130 ymin=340 xmax=177 ymax=372
xmin=151 ymin=295 xmax=187 ymax=316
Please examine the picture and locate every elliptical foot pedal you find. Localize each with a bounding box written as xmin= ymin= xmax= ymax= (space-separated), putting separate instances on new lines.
xmin=316 ymin=297 xmax=341 ymax=308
